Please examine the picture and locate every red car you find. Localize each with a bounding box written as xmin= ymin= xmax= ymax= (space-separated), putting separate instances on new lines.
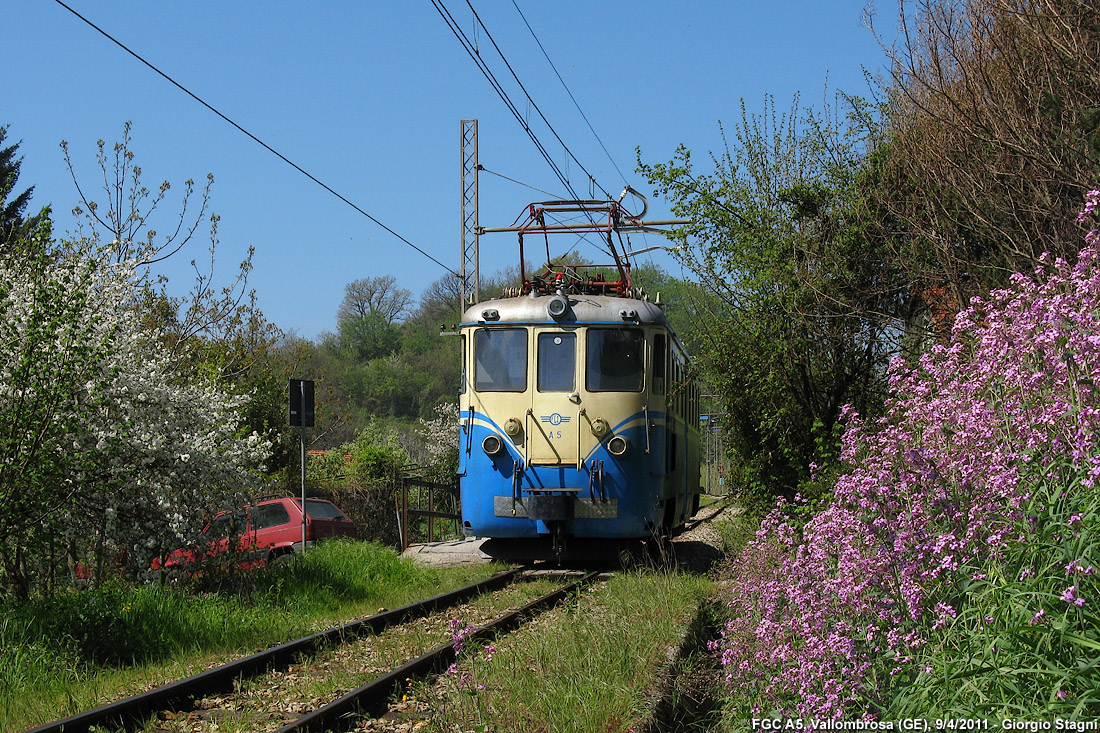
xmin=153 ymin=496 xmax=356 ymax=574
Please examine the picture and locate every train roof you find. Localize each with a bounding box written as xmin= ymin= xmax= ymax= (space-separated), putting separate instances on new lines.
xmin=461 ymin=292 xmax=670 ymax=328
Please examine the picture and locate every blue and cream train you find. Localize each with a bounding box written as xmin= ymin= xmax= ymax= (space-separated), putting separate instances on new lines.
xmin=457 ymin=282 xmax=702 ymax=560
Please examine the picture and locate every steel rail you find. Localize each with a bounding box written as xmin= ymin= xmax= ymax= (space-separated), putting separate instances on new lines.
xmin=678 ymin=498 xmax=735 ymax=535
xmin=274 ymin=571 xmax=601 ymax=733
xmin=27 ymin=568 xmax=522 ymax=733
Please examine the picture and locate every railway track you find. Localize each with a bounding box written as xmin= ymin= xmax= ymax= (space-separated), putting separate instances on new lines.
xmin=677 ymin=497 xmax=735 ymax=536
xmin=29 ymin=569 xmax=601 ymax=733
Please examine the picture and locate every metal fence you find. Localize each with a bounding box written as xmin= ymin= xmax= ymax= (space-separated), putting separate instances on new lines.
xmin=397 ymin=466 xmax=461 ymax=551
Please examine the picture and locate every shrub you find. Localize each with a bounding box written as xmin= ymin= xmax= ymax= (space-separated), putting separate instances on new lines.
xmin=714 ymin=192 xmax=1100 ymax=718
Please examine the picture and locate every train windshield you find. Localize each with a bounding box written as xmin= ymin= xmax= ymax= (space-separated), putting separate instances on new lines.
xmin=474 ymin=328 xmax=528 ymax=392
xmin=586 ymin=328 xmax=644 ymax=392
xmin=537 ymin=332 xmax=575 ymax=392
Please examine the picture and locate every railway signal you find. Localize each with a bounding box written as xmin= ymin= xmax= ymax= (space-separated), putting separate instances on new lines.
xmin=289 ymin=379 xmax=316 ymax=553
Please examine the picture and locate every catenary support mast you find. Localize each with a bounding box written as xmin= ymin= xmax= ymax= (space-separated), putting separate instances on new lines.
xmin=460 ymin=119 xmax=480 ymax=305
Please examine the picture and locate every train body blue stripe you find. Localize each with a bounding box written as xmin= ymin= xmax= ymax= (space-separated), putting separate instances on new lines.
xmin=459 ymin=408 xmax=668 ymax=538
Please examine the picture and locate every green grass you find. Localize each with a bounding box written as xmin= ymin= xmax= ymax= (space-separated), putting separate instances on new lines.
xmin=419 ymin=570 xmax=715 ymax=732
xmin=0 ymin=540 xmax=506 ymax=731
xmin=712 ymin=510 xmax=756 ymax=557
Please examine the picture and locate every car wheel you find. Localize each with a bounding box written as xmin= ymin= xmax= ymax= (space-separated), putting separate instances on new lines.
xmin=269 ymin=552 xmax=294 ymax=568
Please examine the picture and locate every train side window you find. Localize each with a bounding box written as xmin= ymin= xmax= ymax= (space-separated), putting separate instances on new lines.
xmin=653 ymin=333 xmax=667 ymax=395
xmin=538 ymin=332 xmax=575 ymax=392
xmin=586 ymin=328 xmax=644 ymax=392
xmin=474 ymin=328 xmax=528 ymax=392
xmin=673 ymin=361 xmax=682 ymax=415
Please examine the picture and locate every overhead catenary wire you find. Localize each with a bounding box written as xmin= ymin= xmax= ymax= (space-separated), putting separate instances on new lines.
xmin=479 ymin=166 xmax=564 ymax=200
xmin=431 ymin=0 xmax=616 ymax=260
xmin=51 ymin=0 xmax=460 ymax=278
xmin=509 ymin=0 xmax=629 ymax=187
xmin=460 ymin=0 xmax=615 ymax=203
xmin=429 ymin=0 xmax=580 ymax=203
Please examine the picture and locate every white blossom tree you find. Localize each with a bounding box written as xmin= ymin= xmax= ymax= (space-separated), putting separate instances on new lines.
xmin=0 ymin=231 xmax=270 ymax=598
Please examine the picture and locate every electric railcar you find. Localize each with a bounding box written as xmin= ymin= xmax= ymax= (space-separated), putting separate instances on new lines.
xmin=457 ymin=206 xmax=701 ymax=560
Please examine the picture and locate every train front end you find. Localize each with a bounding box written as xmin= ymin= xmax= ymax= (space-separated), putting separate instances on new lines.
xmin=458 ymin=291 xmax=697 ymax=559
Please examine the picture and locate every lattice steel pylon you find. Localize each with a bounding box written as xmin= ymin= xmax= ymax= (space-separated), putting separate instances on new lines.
xmin=460 ymin=119 xmax=480 ymax=306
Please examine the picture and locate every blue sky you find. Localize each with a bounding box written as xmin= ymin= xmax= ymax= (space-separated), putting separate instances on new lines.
xmin=5 ymin=1 xmax=893 ymax=340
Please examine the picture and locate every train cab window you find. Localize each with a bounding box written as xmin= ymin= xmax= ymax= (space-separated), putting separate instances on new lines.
xmin=538 ymin=332 xmax=575 ymax=392
xmin=474 ymin=328 xmax=527 ymax=392
xmin=586 ymin=328 xmax=644 ymax=392
xmin=653 ymin=333 xmax=667 ymax=395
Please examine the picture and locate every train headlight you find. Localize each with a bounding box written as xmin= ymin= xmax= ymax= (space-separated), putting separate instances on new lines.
xmin=547 ymin=295 xmax=569 ymax=319
xmin=607 ymin=435 xmax=629 ymax=456
xmin=482 ymin=435 xmax=504 ymax=455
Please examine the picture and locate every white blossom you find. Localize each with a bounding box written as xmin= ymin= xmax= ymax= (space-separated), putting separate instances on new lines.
xmin=0 ymin=242 xmax=271 ymax=585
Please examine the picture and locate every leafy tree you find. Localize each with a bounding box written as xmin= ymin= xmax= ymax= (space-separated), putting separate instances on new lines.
xmin=63 ymin=123 xmax=289 ymax=468
xmin=0 ymin=124 xmax=281 ymax=597
xmin=303 ymin=270 xmax=463 ymax=438
xmin=639 ymin=95 xmax=909 ymax=507
xmin=308 ymin=422 xmax=407 ymax=546
xmin=336 ymin=275 xmax=411 ymax=361
xmin=415 ymin=272 xmax=464 ymax=325
xmin=0 ymin=226 xmax=113 ymax=597
xmin=628 ymin=261 xmax=713 ymax=351
xmin=414 ymin=402 xmax=460 ymax=480
xmin=868 ymin=0 xmax=1100 ymax=308
xmin=61 ymin=121 xmax=212 ymax=267
xmin=0 ymin=233 xmax=270 ymax=598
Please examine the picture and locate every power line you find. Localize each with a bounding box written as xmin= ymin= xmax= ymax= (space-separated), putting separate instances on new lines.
xmin=430 ymin=0 xmax=616 ymax=261
xmin=51 ymin=0 xmax=459 ymax=278
xmin=461 ymin=0 xmax=614 ymax=202
xmin=429 ymin=0 xmax=579 ymax=202
xmin=509 ymin=1 xmax=629 ymax=186
xmin=479 ymin=166 xmax=563 ymax=199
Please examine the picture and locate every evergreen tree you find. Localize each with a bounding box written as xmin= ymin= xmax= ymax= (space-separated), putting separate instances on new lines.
xmin=0 ymin=125 xmax=49 ymax=247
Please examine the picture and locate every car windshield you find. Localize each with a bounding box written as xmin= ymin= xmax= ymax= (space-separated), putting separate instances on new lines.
xmin=205 ymin=512 xmax=240 ymax=536
xmin=305 ymin=500 xmax=348 ymax=520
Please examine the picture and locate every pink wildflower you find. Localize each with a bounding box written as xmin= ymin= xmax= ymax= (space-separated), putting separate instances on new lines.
xmin=1061 ymin=585 xmax=1086 ymax=607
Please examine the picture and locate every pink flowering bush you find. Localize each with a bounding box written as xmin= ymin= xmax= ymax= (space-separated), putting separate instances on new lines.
xmin=716 ymin=193 xmax=1100 ymax=718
